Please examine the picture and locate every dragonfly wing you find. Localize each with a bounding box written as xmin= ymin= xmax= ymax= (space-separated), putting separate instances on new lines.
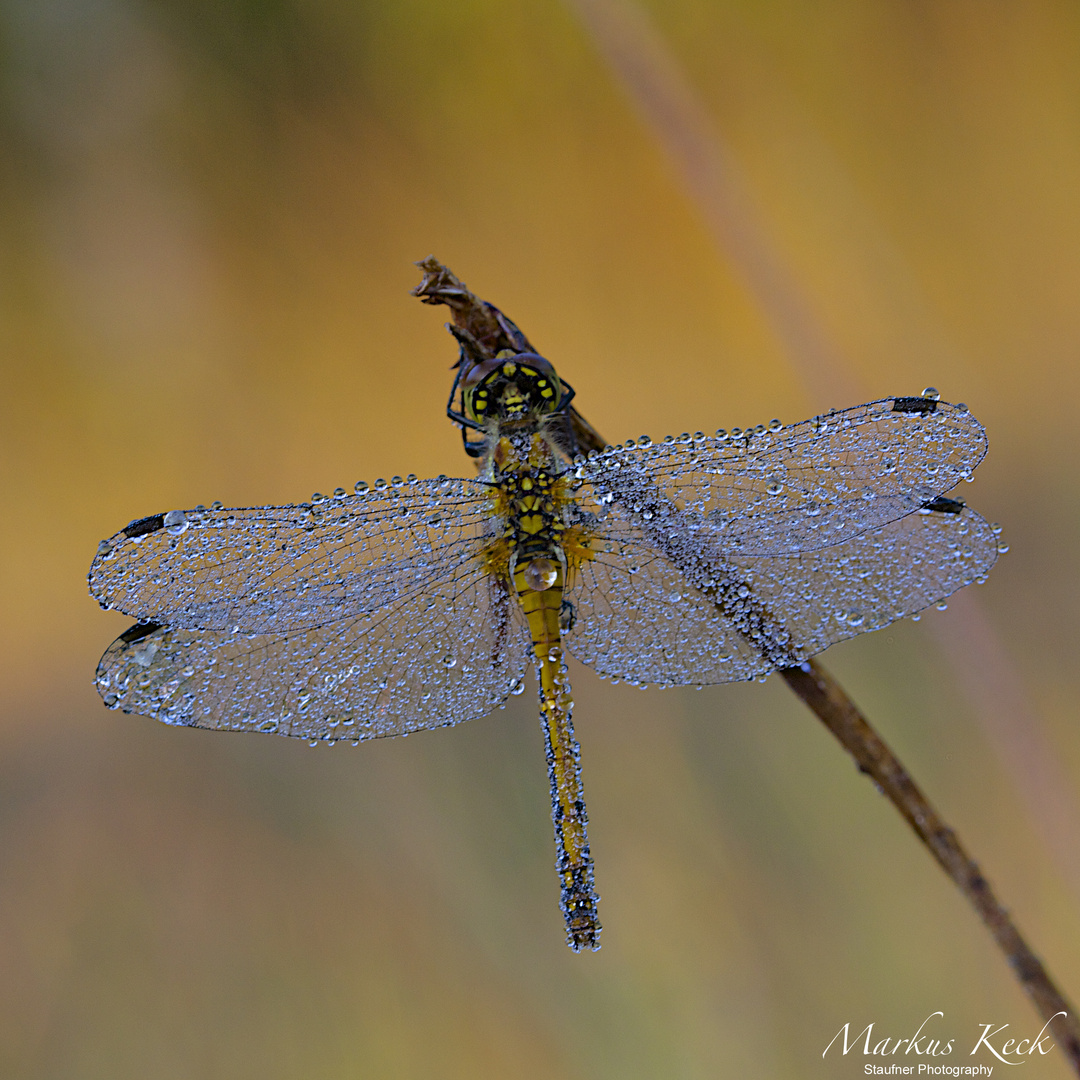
xmin=563 ymin=501 xmax=998 ymax=686
xmin=580 ymin=398 xmax=986 ymax=556
xmin=89 ymin=478 xmax=497 ymax=634
xmin=725 ymin=503 xmax=1000 ymax=660
xmin=563 ymin=514 xmax=776 ymax=685
xmin=96 ymin=561 xmax=531 ymax=740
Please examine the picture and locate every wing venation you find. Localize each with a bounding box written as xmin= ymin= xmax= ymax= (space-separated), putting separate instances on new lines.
xmin=90 ymin=477 xmax=497 ymax=634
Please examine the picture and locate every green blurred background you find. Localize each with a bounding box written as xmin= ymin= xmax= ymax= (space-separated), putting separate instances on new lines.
xmin=2 ymin=0 xmax=1079 ymax=1076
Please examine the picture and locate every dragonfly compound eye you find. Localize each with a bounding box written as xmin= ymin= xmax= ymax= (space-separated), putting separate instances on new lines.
xmin=462 ymin=352 xmax=564 ymax=422
xmin=523 ymin=557 xmax=558 ymax=591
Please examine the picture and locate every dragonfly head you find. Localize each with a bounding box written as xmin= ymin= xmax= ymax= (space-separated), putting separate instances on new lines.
xmin=462 ymin=352 xmax=565 ymax=424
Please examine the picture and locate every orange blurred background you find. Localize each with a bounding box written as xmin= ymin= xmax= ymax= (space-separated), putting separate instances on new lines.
xmin=2 ymin=1 xmax=1079 ymax=1076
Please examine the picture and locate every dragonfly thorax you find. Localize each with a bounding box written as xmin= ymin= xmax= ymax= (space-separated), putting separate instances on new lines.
xmin=498 ymin=461 xmax=568 ymax=563
xmin=462 ymin=352 xmax=564 ymax=424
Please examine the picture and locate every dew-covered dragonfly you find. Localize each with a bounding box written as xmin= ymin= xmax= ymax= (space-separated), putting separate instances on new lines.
xmin=90 ymin=351 xmax=1000 ymax=951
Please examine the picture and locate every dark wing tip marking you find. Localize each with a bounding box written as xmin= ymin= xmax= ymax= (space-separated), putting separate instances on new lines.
xmin=892 ymin=396 xmax=939 ymax=415
xmin=921 ymin=496 xmax=965 ymax=514
xmin=122 ymin=514 xmax=165 ymax=538
xmin=119 ymin=621 xmax=163 ymax=644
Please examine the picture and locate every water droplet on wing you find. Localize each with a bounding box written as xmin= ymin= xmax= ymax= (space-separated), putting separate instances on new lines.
xmin=164 ymin=509 xmax=188 ymax=536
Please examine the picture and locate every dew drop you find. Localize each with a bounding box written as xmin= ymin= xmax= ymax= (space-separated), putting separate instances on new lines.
xmin=524 ymin=557 xmax=558 ymax=591
xmin=922 ymin=386 xmax=941 ymax=400
xmin=164 ymin=509 xmax=188 ymax=536
xmin=333 ymin=487 xmax=346 ymax=499
xmin=354 ymin=481 xmax=369 ymax=494
xmin=443 ymin=655 xmax=456 ymax=668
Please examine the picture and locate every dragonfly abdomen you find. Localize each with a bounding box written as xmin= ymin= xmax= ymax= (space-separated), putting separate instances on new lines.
xmin=494 ymin=440 xmax=601 ymax=950
xmin=513 ymin=557 xmax=601 ymax=951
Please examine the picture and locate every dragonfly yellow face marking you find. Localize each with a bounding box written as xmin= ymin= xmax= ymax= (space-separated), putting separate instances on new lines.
xmin=462 ymin=352 xmax=565 ymax=425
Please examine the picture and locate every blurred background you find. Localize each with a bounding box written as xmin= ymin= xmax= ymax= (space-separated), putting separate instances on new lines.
xmin=2 ymin=0 xmax=1079 ymax=1076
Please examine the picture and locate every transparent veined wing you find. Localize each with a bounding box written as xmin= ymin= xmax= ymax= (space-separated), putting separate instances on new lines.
xmin=719 ymin=505 xmax=998 ymax=661
xmin=96 ymin=559 xmax=532 ymax=740
xmin=563 ymin=517 xmax=777 ymax=685
xmin=90 ymin=477 xmax=497 ymax=634
xmin=563 ymin=497 xmax=998 ymax=686
xmin=580 ymin=397 xmax=985 ymax=557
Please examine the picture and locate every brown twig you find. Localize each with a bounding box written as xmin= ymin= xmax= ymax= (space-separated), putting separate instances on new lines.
xmin=782 ymin=660 xmax=1080 ymax=1071
xmin=412 ymin=257 xmax=607 ymax=457
xmin=415 ymin=257 xmax=1080 ymax=1075
xmin=565 ymin=0 xmax=1080 ymax=938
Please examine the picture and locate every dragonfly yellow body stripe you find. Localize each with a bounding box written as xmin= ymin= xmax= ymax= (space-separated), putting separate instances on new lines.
xmin=475 ymin=422 xmax=601 ymax=950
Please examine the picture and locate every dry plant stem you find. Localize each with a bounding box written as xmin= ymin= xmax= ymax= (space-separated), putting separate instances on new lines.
xmin=782 ymin=660 xmax=1080 ymax=1073
xmin=413 ymin=257 xmax=607 ymax=455
xmin=567 ymin=0 xmax=1080 ymax=919
xmin=415 ymin=258 xmax=1080 ymax=1072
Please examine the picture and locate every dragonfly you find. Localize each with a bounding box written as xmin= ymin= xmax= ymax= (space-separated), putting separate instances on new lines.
xmin=89 ymin=350 xmax=1000 ymax=952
